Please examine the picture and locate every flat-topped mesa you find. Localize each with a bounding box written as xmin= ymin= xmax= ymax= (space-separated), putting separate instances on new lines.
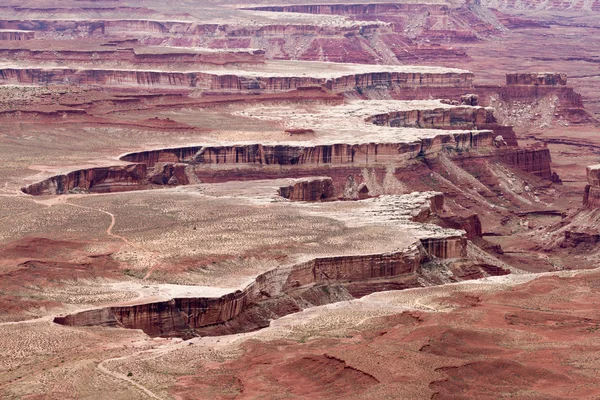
xmin=169 ymin=133 xmax=495 ymax=166
xmin=54 ymin=190 xmax=500 ymax=338
xmin=474 ymin=73 xmax=593 ymax=125
xmin=584 ymin=165 xmax=600 ymax=208
xmin=52 ymin=230 xmax=501 ymax=338
xmin=367 ymin=106 xmax=496 ymax=128
xmin=506 ymin=73 xmax=567 ymax=86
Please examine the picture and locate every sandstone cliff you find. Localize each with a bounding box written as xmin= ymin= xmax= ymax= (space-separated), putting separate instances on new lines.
xmin=54 ymin=189 xmax=486 ymax=339
xmin=0 ymin=67 xmax=473 ymax=93
xmin=506 ymin=73 xmax=568 ymax=86
xmin=583 ymin=165 xmax=600 ymax=209
xmin=497 ymin=147 xmax=554 ymax=180
xmin=278 ymin=178 xmax=336 ymax=201
xmin=21 ymin=164 xmax=147 ymax=196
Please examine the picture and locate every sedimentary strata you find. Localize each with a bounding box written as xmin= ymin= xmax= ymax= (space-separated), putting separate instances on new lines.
xmin=53 ymin=192 xmax=503 ymax=338
xmin=584 ymin=164 xmax=600 ymax=208
xmin=0 ymin=62 xmax=473 ymax=91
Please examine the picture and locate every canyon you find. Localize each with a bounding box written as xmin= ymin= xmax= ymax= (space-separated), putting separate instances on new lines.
xmin=1 ymin=0 xmax=600 ymax=399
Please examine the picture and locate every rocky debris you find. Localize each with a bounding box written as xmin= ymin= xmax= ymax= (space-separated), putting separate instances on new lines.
xmin=493 ymin=135 xmax=507 ymax=147
xmin=561 ymin=230 xmax=600 ymax=251
xmin=461 ymin=93 xmax=479 ymax=106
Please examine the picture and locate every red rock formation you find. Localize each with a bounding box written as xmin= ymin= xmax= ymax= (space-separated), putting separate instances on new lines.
xmin=0 ymin=30 xmax=34 ymax=40
xmin=21 ymin=164 xmax=147 ymax=196
xmin=506 ymin=73 xmax=568 ymax=86
xmin=54 ymin=223 xmax=485 ymax=338
xmin=192 ymin=134 xmax=491 ymax=167
xmin=0 ymin=46 xmax=265 ymax=66
xmin=420 ymin=236 xmax=468 ymax=259
xmin=583 ymin=165 xmax=600 ymax=208
xmin=147 ymin=163 xmax=190 ymax=186
xmin=432 ymin=214 xmax=483 ymax=241
xmin=279 ymin=178 xmax=336 ymax=201
xmin=497 ymin=147 xmax=554 ymax=180
xmin=244 ymin=3 xmax=504 ymax=43
xmin=0 ymin=67 xmax=473 ymax=92
xmin=367 ymin=106 xmax=495 ymax=128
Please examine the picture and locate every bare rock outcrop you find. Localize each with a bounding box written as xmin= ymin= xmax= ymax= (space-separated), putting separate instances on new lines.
xmin=279 ymin=178 xmax=336 ymax=201
xmin=21 ymin=164 xmax=147 ymax=196
xmin=506 ymin=73 xmax=568 ymax=86
xmin=0 ymin=66 xmax=473 ymax=93
xmin=583 ymin=165 xmax=600 ymax=209
xmin=497 ymin=147 xmax=554 ymax=180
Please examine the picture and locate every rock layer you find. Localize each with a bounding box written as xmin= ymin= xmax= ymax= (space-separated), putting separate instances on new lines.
xmin=506 ymin=73 xmax=568 ymax=86
xmin=278 ymin=177 xmax=336 ymax=201
xmin=584 ymin=165 xmax=600 ymax=208
xmin=54 ymin=214 xmax=486 ymax=339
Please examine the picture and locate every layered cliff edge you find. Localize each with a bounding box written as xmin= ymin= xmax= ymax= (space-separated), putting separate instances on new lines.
xmin=53 ymin=191 xmax=509 ymax=339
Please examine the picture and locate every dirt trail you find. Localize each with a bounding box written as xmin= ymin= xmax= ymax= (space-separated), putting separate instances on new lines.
xmin=97 ymin=356 xmax=166 ymax=400
xmin=65 ymin=201 xmax=160 ymax=279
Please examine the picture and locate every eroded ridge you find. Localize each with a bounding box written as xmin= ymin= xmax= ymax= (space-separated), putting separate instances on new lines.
xmin=53 ymin=191 xmax=508 ymax=338
xmin=22 ymin=98 xmax=559 ymax=197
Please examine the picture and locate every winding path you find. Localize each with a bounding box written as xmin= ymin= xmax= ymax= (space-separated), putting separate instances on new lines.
xmin=65 ymin=201 xmax=160 ymax=279
xmin=97 ymin=356 xmax=166 ymax=400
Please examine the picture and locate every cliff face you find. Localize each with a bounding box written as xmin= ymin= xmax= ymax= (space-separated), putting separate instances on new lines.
xmin=0 ymin=67 xmax=472 ymax=92
xmin=23 ymin=128 xmax=501 ymax=197
xmin=584 ymin=165 xmax=600 ymax=209
xmin=244 ymin=2 xmax=503 ymax=43
xmin=54 ymin=209 xmax=487 ymax=338
xmin=506 ymin=73 xmax=568 ymax=86
xmin=367 ymin=106 xmax=495 ymax=128
xmin=278 ymin=178 xmax=336 ymax=201
xmin=193 ymin=134 xmax=490 ymax=167
xmin=497 ymin=147 xmax=553 ymax=180
xmin=0 ymin=48 xmax=266 ymax=66
xmin=421 ymin=236 xmax=468 ymax=259
xmin=0 ymin=31 xmax=34 ymax=40
xmin=21 ymin=164 xmax=147 ymax=196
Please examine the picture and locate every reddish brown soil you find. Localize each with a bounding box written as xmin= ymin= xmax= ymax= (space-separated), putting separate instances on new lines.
xmin=172 ymin=272 xmax=600 ymax=399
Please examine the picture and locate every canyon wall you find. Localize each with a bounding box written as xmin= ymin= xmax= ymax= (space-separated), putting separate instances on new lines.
xmin=0 ymin=47 xmax=266 ymax=65
xmin=55 ymin=220 xmax=478 ymax=338
xmin=22 ymin=164 xmax=147 ymax=196
xmin=367 ymin=106 xmax=496 ymax=128
xmin=278 ymin=177 xmax=336 ymax=201
xmin=497 ymin=147 xmax=554 ymax=180
xmin=0 ymin=67 xmax=473 ymax=92
xmin=0 ymin=30 xmax=34 ymax=40
xmin=583 ymin=165 xmax=600 ymax=208
xmin=506 ymin=73 xmax=568 ymax=86
xmin=22 ymin=129 xmax=504 ymax=196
